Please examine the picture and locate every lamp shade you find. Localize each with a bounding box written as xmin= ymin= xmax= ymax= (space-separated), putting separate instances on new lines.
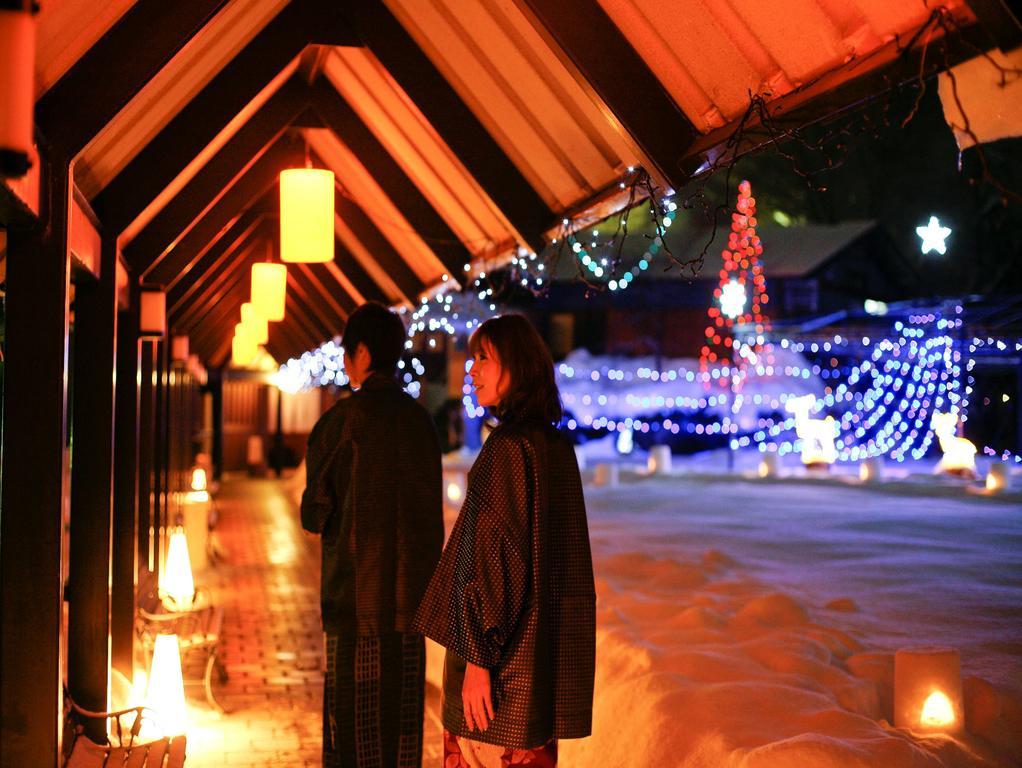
xmin=280 ymin=168 xmax=333 ymax=263
xmin=240 ymin=302 xmax=268 ymax=345
xmin=145 ymin=634 xmax=188 ymax=735
xmin=139 ymin=290 xmax=167 ymax=338
xmin=171 ymin=335 xmax=189 ymax=362
xmin=251 ymin=262 xmax=286 ymax=321
xmin=162 ymin=528 xmax=195 ymax=610
xmin=0 ymin=5 xmax=36 ymax=178
xmin=232 ymin=325 xmax=258 ymax=368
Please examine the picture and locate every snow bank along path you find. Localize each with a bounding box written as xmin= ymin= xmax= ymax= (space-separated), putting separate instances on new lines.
xmin=549 ymin=474 xmax=1021 ymax=767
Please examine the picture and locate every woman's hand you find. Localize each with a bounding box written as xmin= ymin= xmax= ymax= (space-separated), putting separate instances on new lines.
xmin=462 ymin=661 xmax=494 ymax=731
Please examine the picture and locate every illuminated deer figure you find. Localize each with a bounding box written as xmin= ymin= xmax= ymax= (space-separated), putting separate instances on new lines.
xmin=930 ymin=412 xmax=977 ymax=476
xmin=785 ymin=394 xmax=838 ymax=467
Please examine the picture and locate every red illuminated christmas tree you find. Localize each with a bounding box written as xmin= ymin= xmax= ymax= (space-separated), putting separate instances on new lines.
xmin=699 ymin=180 xmax=770 ymax=385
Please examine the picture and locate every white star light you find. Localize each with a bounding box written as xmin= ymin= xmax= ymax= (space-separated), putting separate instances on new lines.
xmin=916 ymin=216 xmax=952 ymax=255
xmin=720 ymin=279 xmax=747 ymax=319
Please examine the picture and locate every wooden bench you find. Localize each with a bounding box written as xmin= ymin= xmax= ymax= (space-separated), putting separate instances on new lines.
xmin=63 ymin=694 xmax=186 ymax=768
xmin=136 ymin=579 xmax=227 ymax=713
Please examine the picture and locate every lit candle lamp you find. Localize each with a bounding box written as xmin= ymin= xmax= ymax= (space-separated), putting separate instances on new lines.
xmin=758 ymin=452 xmax=779 ymax=478
xmin=161 ymin=528 xmax=195 ymax=610
xmin=894 ymin=647 xmax=963 ymax=734
xmin=145 ymin=634 xmax=188 ymax=735
xmin=859 ymin=456 xmax=884 ymax=483
xmin=648 ymin=445 xmax=672 ymax=475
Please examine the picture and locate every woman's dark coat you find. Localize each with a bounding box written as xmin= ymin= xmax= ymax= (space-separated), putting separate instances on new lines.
xmin=414 ymin=422 xmax=596 ymax=749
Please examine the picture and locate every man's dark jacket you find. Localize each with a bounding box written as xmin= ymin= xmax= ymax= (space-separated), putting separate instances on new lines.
xmin=301 ymin=373 xmax=443 ymax=635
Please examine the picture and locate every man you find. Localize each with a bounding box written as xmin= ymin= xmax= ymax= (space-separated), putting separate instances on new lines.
xmin=302 ymin=302 xmax=443 ymax=768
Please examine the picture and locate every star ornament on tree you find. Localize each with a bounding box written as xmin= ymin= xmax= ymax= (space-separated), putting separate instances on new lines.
xmin=916 ymin=216 xmax=952 ymax=255
xmin=720 ymin=279 xmax=747 ymax=319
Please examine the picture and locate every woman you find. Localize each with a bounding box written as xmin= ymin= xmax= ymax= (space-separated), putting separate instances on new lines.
xmin=415 ymin=314 xmax=596 ymax=767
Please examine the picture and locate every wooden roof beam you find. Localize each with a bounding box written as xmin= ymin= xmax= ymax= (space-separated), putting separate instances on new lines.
xmin=106 ymin=77 xmax=309 ymax=248
xmin=511 ymin=0 xmax=702 ymax=193
xmin=311 ymin=78 xmax=472 ymax=283
xmin=345 ymin=0 xmax=554 ymax=253
xmin=35 ymin=0 xmax=232 ymax=157
xmin=90 ymin=0 xmax=358 ymax=233
xmin=135 ymin=136 xmax=303 ymax=284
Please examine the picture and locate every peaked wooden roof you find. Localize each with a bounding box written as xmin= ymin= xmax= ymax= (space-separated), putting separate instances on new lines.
xmin=9 ymin=0 xmax=1000 ymax=365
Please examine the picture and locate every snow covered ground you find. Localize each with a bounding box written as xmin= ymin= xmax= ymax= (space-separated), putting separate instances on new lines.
xmin=441 ymin=445 xmax=1022 ymax=766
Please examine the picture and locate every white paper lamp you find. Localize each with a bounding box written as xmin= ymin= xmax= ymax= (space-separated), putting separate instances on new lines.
xmin=145 ymin=634 xmax=188 ymax=735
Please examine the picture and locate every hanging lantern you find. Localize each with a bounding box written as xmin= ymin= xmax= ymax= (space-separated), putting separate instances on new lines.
xmin=145 ymin=634 xmax=188 ymax=735
xmin=280 ymin=168 xmax=334 ymax=263
xmin=251 ymin=262 xmax=286 ymax=321
xmin=232 ymin=324 xmax=258 ymax=368
xmin=0 ymin=2 xmax=36 ymax=178
xmin=139 ymin=289 xmax=167 ymax=339
xmin=161 ymin=528 xmax=195 ymax=610
xmin=240 ymin=302 xmax=268 ymax=345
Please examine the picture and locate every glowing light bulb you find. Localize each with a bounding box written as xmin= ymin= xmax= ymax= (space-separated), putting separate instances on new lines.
xmin=920 ymin=691 xmax=955 ymax=728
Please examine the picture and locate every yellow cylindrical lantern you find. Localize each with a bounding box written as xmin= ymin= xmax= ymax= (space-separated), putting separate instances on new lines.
xmin=280 ymin=168 xmax=334 ymax=263
xmin=241 ymin=302 xmax=268 ymax=344
xmin=0 ymin=5 xmax=36 ymax=178
xmin=232 ymin=324 xmax=258 ymax=368
xmin=251 ymin=262 xmax=286 ymax=321
xmin=145 ymin=634 xmax=188 ymax=735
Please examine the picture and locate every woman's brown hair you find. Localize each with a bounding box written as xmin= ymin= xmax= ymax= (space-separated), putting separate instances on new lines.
xmin=469 ymin=314 xmax=563 ymax=426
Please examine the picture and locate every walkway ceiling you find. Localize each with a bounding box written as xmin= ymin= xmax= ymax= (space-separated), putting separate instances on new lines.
xmin=19 ymin=0 xmax=1001 ymax=366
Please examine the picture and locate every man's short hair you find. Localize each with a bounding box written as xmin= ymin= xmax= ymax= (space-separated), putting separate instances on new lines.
xmin=341 ymin=302 xmax=406 ymax=376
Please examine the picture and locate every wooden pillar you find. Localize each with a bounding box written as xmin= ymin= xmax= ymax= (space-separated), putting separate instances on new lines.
xmin=137 ymin=341 xmax=157 ymax=581
xmin=210 ymin=368 xmax=224 ymax=481
xmin=112 ymin=280 xmax=140 ymax=677
xmin=154 ymin=340 xmax=170 ymax=579
xmin=0 ymin=158 xmax=72 ymax=766
xmin=68 ymin=229 xmax=118 ymax=737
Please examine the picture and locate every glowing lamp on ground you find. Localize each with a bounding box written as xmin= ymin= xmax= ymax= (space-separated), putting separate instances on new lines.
xmin=145 ymin=634 xmax=188 ymax=735
xmin=280 ymin=168 xmax=334 ymax=263
xmin=894 ymin=647 xmax=963 ymax=734
xmin=785 ymin=395 xmax=838 ymax=468
xmin=594 ymin=462 xmax=619 ymax=487
xmin=859 ymin=456 xmax=884 ymax=483
xmin=241 ymin=302 xmax=268 ymax=345
xmin=251 ymin=262 xmax=286 ymax=321
xmin=648 ymin=445 xmax=672 ymax=475
xmin=161 ymin=528 xmax=195 ymax=610
xmin=186 ymin=465 xmax=209 ymax=503
xmin=985 ymin=462 xmax=1011 ymax=493
xmin=0 ymin=3 xmax=36 ymax=178
xmin=931 ymin=412 xmax=976 ymax=476
xmin=446 ymin=481 xmax=462 ymax=504
xmin=758 ymin=452 xmax=779 ymax=478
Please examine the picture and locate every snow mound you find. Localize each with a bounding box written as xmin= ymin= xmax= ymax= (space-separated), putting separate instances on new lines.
xmin=559 ymin=549 xmax=1020 ymax=767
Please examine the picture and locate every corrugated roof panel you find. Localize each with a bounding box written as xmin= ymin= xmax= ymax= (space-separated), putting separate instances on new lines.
xmin=35 ymin=0 xmax=136 ymax=96
xmin=385 ymin=0 xmax=636 ymax=211
xmin=306 ymin=128 xmax=447 ymax=286
xmin=597 ymin=0 xmax=964 ymax=130
xmin=74 ymin=0 xmax=290 ymax=199
xmin=323 ymin=48 xmax=521 ymax=260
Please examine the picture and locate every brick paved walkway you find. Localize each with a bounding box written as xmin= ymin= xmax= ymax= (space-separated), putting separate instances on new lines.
xmin=183 ymin=475 xmax=443 ymax=767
